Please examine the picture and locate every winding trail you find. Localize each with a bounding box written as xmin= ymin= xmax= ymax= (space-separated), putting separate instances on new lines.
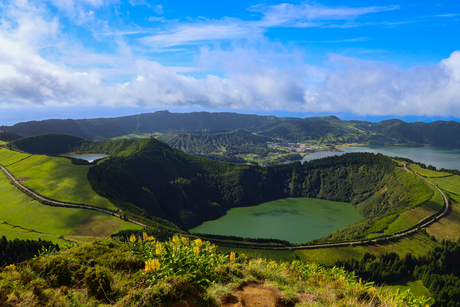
xmin=0 ymin=165 xmax=150 ymax=229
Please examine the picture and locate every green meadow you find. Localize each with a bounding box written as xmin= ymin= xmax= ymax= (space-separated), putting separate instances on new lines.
xmin=2 ymin=150 xmax=116 ymax=210
xmin=0 ymin=171 xmax=140 ymax=243
xmin=430 ymin=174 xmax=460 ymax=197
xmin=426 ymin=202 xmax=460 ymax=241
xmin=0 ymin=148 xmax=30 ymax=166
xmin=388 ymin=277 xmax=431 ymax=298
xmin=294 ymin=233 xmax=438 ymax=267
xmin=408 ymin=164 xmax=451 ymax=178
xmin=0 ymin=223 xmax=69 ymax=245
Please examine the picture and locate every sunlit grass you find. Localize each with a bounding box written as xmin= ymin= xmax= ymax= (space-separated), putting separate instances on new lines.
xmin=295 ymin=233 xmax=438 ymax=267
xmin=408 ymin=164 xmax=451 ymax=178
xmin=5 ymin=152 xmax=116 ymax=210
xmin=0 ymin=172 xmax=140 ymax=240
xmin=0 ymin=148 xmax=30 ymax=166
xmin=0 ymin=223 xmax=68 ymax=245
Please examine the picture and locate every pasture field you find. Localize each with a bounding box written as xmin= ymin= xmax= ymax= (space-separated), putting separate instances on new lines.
xmin=4 ymin=152 xmax=116 ymax=210
xmin=426 ymin=202 xmax=460 ymax=241
xmin=0 ymin=223 xmax=69 ymax=245
xmin=116 ymin=222 xmax=144 ymax=232
xmin=0 ymin=140 xmax=6 ymax=145
xmin=294 ymin=233 xmax=438 ymax=266
xmin=429 ymin=174 xmax=460 ymax=196
xmin=0 ymin=148 xmax=30 ymax=166
xmin=388 ymin=278 xmax=431 ymax=298
xmin=385 ymin=205 xmax=436 ymax=234
xmin=0 ymin=172 xmax=140 ymax=241
xmin=217 ymin=246 xmax=297 ymax=262
xmin=294 ymin=245 xmax=369 ymax=266
xmin=408 ymin=164 xmax=451 ymax=178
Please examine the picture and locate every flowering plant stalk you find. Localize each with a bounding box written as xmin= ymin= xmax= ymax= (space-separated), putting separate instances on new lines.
xmin=129 ymin=234 xmax=232 ymax=285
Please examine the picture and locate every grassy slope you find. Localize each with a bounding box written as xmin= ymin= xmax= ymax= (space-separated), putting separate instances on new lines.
xmin=388 ymin=277 xmax=431 ymax=298
xmin=426 ymin=201 xmax=460 ymax=241
xmin=3 ymin=151 xmax=116 ymax=210
xmin=430 ymin=174 xmax=460 ymax=196
xmin=294 ymin=233 xmax=438 ymax=267
xmin=408 ymin=164 xmax=452 ymax=177
xmin=0 ymin=148 xmax=30 ymax=166
xmin=0 ymin=223 xmax=68 ymax=245
xmin=0 ymin=168 xmax=140 ymax=243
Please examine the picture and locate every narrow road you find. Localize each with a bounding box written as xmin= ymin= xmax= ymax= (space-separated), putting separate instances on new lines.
xmin=0 ymin=165 xmax=150 ymax=229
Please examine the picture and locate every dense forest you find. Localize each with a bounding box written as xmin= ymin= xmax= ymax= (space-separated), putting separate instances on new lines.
xmin=337 ymin=238 xmax=460 ymax=307
xmin=0 ymin=236 xmax=59 ymax=265
xmin=3 ymin=110 xmax=460 ymax=147
xmin=0 ymin=131 xmax=21 ymax=142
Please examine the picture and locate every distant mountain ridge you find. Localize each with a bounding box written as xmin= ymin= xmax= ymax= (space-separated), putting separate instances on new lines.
xmin=2 ymin=110 xmax=460 ymax=147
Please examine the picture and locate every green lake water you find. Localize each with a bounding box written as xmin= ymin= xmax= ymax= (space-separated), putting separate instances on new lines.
xmin=190 ymin=198 xmax=363 ymax=244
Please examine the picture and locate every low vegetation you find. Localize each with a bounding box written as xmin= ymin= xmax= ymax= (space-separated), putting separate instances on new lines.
xmin=337 ymin=238 xmax=460 ymax=307
xmin=0 ymin=236 xmax=433 ymax=306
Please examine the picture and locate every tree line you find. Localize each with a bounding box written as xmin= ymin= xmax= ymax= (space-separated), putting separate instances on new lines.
xmin=336 ymin=237 xmax=460 ymax=306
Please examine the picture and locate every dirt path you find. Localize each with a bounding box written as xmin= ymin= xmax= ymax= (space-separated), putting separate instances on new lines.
xmin=220 ymin=282 xmax=295 ymax=307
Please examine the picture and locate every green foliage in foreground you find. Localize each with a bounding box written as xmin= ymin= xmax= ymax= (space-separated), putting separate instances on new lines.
xmin=0 ymin=238 xmax=433 ymax=306
xmin=337 ymin=239 xmax=460 ymax=307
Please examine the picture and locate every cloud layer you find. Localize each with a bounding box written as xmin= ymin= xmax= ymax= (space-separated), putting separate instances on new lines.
xmin=0 ymin=0 xmax=459 ymax=117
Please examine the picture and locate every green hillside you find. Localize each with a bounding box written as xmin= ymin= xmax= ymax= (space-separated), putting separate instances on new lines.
xmin=3 ymin=111 xmax=460 ymax=147
xmin=83 ymin=137 xmax=432 ymax=238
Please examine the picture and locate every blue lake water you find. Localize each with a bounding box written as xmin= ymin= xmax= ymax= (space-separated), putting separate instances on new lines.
xmin=301 ymin=145 xmax=460 ymax=170
xmin=69 ymin=154 xmax=106 ymax=163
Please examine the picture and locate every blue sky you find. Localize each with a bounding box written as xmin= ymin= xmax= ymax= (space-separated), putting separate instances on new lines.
xmin=0 ymin=0 xmax=459 ymax=125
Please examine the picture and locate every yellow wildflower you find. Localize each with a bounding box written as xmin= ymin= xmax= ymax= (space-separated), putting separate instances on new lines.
xmin=129 ymin=234 xmax=136 ymax=243
xmin=181 ymin=237 xmax=188 ymax=244
xmin=172 ymin=235 xmax=179 ymax=243
xmin=145 ymin=259 xmax=161 ymax=272
xmin=229 ymin=252 xmax=236 ymax=262
xmin=155 ymin=243 xmax=163 ymax=255
xmin=143 ymin=232 xmax=149 ymax=241
xmin=193 ymin=246 xmax=200 ymax=255
xmin=194 ymin=238 xmax=203 ymax=247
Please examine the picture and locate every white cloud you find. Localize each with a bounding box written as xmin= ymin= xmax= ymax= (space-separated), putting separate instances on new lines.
xmin=140 ymin=19 xmax=261 ymax=49
xmin=0 ymin=0 xmax=459 ymax=118
xmin=139 ymin=2 xmax=398 ymax=50
xmin=307 ymin=52 xmax=460 ymax=116
xmin=252 ymin=3 xmax=399 ymax=27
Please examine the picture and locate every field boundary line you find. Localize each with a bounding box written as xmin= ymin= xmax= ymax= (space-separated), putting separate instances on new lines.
xmin=0 ymin=164 xmax=151 ymax=230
